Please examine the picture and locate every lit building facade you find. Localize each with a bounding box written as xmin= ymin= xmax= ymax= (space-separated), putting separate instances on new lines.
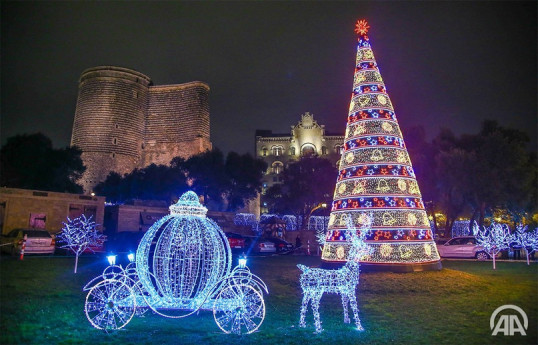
xmin=255 ymin=112 xmax=344 ymax=213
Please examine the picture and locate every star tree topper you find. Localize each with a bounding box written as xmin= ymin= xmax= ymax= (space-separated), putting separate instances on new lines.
xmin=355 ymin=19 xmax=370 ymax=35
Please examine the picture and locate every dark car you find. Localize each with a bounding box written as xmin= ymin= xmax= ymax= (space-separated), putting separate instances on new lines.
xmin=225 ymin=232 xmax=247 ymax=250
xmin=266 ymin=237 xmax=294 ymax=253
xmin=105 ymin=231 xmax=145 ymax=254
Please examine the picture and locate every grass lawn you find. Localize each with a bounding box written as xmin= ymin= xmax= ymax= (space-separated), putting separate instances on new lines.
xmin=1 ymin=254 xmax=536 ymax=345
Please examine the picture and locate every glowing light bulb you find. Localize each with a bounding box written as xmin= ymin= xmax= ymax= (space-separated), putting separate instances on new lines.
xmin=106 ymin=254 xmax=116 ymax=266
xmin=238 ymin=256 xmax=247 ymax=268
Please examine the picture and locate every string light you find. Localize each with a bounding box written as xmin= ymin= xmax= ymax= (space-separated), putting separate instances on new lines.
xmin=58 ymin=214 xmax=105 ymax=273
xmin=83 ymin=191 xmax=268 ymax=334
xmin=299 ymin=215 xmax=371 ymax=333
xmin=474 ymin=222 xmax=513 ymax=270
xmin=321 ymin=20 xmax=440 ymax=266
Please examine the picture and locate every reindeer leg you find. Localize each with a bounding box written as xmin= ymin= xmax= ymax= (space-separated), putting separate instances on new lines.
xmin=341 ymin=292 xmax=350 ymax=323
xmin=348 ymin=290 xmax=364 ymax=331
xmin=312 ymin=291 xmax=323 ymax=333
xmin=299 ymin=291 xmax=310 ymax=328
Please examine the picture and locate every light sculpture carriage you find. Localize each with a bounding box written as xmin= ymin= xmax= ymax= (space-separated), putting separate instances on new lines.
xmin=83 ymin=191 xmax=268 ymax=335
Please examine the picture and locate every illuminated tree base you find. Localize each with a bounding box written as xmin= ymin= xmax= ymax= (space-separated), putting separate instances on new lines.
xmin=322 ymin=241 xmax=440 ymax=264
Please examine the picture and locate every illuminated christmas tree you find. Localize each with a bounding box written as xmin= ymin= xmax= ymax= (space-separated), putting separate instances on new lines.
xmin=321 ymin=20 xmax=441 ymax=270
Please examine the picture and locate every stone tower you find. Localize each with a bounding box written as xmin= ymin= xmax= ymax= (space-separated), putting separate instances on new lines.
xmin=71 ymin=66 xmax=211 ymax=193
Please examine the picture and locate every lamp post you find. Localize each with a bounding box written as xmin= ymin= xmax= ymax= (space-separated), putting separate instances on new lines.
xmin=306 ymin=202 xmax=327 ymax=231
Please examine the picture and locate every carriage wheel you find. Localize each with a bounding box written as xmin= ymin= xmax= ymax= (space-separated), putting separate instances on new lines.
xmin=85 ymin=279 xmax=136 ymax=330
xmin=213 ymin=283 xmax=265 ymax=335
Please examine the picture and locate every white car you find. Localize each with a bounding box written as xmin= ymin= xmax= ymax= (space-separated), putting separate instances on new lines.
xmin=437 ymin=236 xmax=493 ymax=260
xmin=254 ymin=239 xmax=276 ymax=253
xmin=1 ymin=228 xmax=56 ymax=255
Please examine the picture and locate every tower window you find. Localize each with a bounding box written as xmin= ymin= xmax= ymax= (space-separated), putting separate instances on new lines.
xmin=113 ymin=138 xmax=117 ymax=145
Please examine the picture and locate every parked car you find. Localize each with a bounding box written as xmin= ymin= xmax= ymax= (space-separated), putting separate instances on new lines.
xmin=251 ymin=237 xmax=277 ymax=254
xmin=266 ymin=237 xmax=294 ymax=253
xmin=1 ymin=229 xmax=55 ymax=255
xmin=437 ymin=236 xmax=495 ymax=260
xmin=225 ymin=232 xmax=246 ymax=250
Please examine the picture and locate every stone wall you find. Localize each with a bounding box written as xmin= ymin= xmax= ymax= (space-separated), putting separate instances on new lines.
xmin=0 ymin=187 xmax=105 ymax=235
xmin=71 ymin=67 xmax=212 ymax=193
xmin=72 ymin=66 xmax=151 ymax=192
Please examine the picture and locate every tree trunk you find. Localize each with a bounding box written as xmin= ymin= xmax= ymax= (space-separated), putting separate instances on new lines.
xmin=526 ymin=249 xmax=530 ymax=265
xmin=469 ymin=208 xmax=479 ymax=234
xmin=431 ymin=212 xmax=439 ymax=235
xmin=74 ymin=253 xmax=79 ymax=274
xmin=492 ymin=251 xmax=496 ymax=270
xmin=479 ymin=202 xmax=486 ymax=228
xmin=446 ymin=218 xmax=452 ymax=237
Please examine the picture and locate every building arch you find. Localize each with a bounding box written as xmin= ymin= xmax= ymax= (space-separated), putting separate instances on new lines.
xmin=301 ymin=143 xmax=316 ymax=157
xmin=272 ymin=161 xmax=284 ymax=174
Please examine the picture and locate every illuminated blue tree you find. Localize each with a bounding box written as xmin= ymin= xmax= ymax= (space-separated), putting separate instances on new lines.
xmin=474 ymin=222 xmax=514 ymax=270
xmin=58 ymin=215 xmax=104 ymax=273
xmin=321 ymin=20 xmax=441 ymax=268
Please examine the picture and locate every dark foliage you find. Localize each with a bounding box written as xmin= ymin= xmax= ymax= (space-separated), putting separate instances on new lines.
xmin=97 ymin=148 xmax=267 ymax=212
xmin=0 ymin=133 xmax=85 ymax=193
xmin=265 ymin=156 xmax=336 ymax=228
xmin=405 ymin=120 xmax=536 ymax=233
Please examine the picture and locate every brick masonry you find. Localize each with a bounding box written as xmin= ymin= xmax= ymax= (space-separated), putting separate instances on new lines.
xmin=71 ymin=66 xmax=212 ymax=193
xmin=0 ymin=187 xmax=105 ymax=235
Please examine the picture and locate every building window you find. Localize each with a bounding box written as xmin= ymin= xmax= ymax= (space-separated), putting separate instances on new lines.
xmin=113 ymin=137 xmax=117 ymax=145
xmin=271 ymin=145 xmax=283 ymax=156
xmin=335 ymin=145 xmax=343 ymax=154
xmin=262 ymin=147 xmax=268 ymax=157
xmin=322 ymin=146 xmax=327 ymax=155
xmin=290 ymin=147 xmax=296 ymax=156
xmin=272 ymin=161 xmax=283 ymax=174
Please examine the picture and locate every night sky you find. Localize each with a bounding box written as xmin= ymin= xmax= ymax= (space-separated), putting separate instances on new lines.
xmin=2 ymin=1 xmax=537 ymax=155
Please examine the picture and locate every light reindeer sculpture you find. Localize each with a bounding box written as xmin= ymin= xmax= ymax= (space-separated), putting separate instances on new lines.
xmin=298 ymin=214 xmax=371 ymax=333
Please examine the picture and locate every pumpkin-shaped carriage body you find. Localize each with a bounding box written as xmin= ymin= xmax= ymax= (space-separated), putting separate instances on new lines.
xmin=83 ymin=191 xmax=268 ymax=334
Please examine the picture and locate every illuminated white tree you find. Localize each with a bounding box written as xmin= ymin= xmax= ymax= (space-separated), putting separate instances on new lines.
xmin=513 ymin=225 xmax=538 ymax=265
xmin=474 ymin=222 xmax=514 ymax=270
xmin=58 ymin=215 xmax=104 ymax=273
